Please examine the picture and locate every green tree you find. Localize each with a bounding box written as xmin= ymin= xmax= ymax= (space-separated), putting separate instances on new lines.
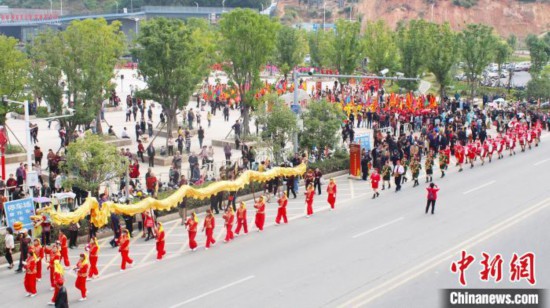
xmin=507 ymin=34 xmax=517 ymax=50
xmin=363 ymin=20 xmax=399 ymax=75
xmin=59 ymin=19 xmax=126 ymax=137
xmin=459 ymin=24 xmax=497 ymax=98
xmin=425 ymin=23 xmax=458 ymax=103
xmin=330 ymin=20 xmax=362 ymax=75
xmin=254 ymin=94 xmax=297 ymax=163
xmin=0 ymin=35 xmax=29 ymax=125
xmin=526 ymin=65 xmax=550 ymax=101
xmin=27 ymin=29 xmax=64 ymax=117
xmin=275 ymin=26 xmax=307 ymax=79
xmin=219 ymin=9 xmax=278 ymax=136
xmin=300 ymin=99 xmax=344 ymax=152
xmin=525 ymin=34 xmax=550 ymax=78
xmin=307 ymin=30 xmax=334 ymax=68
xmin=494 ymin=40 xmax=512 ymax=87
xmin=133 ymin=18 xmax=214 ymax=140
xmin=396 ymin=19 xmax=430 ymax=91
xmin=61 ymin=133 xmax=128 ymax=196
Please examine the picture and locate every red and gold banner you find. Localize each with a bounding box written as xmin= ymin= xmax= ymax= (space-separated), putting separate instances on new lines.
xmin=349 ymin=144 xmax=361 ymax=177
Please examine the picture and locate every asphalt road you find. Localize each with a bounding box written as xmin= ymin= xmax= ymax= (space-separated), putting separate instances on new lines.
xmin=2 ymin=135 xmax=549 ymax=308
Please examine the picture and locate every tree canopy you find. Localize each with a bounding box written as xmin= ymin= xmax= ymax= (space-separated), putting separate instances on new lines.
xmin=0 ymin=35 xmax=29 ymax=125
xmin=363 ymin=20 xmax=399 ymax=76
xmin=425 ymin=23 xmax=458 ymax=101
xmin=133 ymin=17 xmax=214 ymax=139
xmin=275 ymin=25 xmax=307 ymax=79
xmin=219 ymin=8 xmax=278 ymax=136
xmin=61 ymin=133 xmax=128 ymax=196
xmin=300 ymin=99 xmax=345 ymax=152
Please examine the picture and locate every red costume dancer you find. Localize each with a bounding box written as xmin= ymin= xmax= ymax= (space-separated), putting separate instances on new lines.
xmin=24 ymin=247 xmax=38 ymax=297
xmin=223 ymin=207 xmax=235 ymax=242
xmin=275 ymin=193 xmax=288 ymax=224
xmin=498 ymin=135 xmax=506 ymax=159
xmin=117 ymin=229 xmax=133 ymax=271
xmin=326 ymin=179 xmax=337 ymax=210
xmin=58 ymin=232 xmax=70 ymax=267
xmin=74 ymin=254 xmax=89 ymax=301
xmin=156 ymin=222 xmax=166 ymax=260
xmin=33 ymin=239 xmax=44 ymax=281
xmin=508 ymin=134 xmax=516 ymax=156
xmin=235 ymin=202 xmax=248 ymax=235
xmin=45 ymin=244 xmax=61 ymax=290
xmin=467 ymin=144 xmax=476 ymax=168
xmin=488 ymin=139 xmax=496 ymax=163
xmin=305 ymin=184 xmax=315 ymax=217
xmin=185 ymin=212 xmax=199 ymax=251
xmin=254 ymin=196 xmax=266 ymax=231
xmin=48 ymin=260 xmax=64 ymax=305
xmin=370 ymin=169 xmax=381 ymax=199
xmin=454 ymin=144 xmax=465 ymax=171
xmin=203 ymin=210 xmax=216 ymax=249
xmin=87 ymin=237 xmax=99 ymax=279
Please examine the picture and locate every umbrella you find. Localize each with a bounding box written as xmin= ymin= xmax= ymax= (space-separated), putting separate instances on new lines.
xmin=280 ymin=89 xmax=309 ymax=104
xmin=492 ymin=98 xmax=505 ymax=103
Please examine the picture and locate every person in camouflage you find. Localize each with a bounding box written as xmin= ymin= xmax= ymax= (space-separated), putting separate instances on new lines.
xmin=381 ymin=161 xmax=392 ymax=190
xmin=425 ymin=151 xmax=434 ymax=183
xmin=410 ymin=156 xmax=421 ymax=187
xmin=439 ymin=149 xmax=447 ymax=178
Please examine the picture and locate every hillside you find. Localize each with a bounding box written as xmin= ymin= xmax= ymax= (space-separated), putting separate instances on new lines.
xmin=359 ymin=0 xmax=549 ymax=39
xmin=279 ymin=0 xmax=549 ymax=39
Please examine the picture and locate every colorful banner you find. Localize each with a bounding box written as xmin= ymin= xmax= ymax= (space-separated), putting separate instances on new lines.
xmin=349 ymin=144 xmax=361 ymax=177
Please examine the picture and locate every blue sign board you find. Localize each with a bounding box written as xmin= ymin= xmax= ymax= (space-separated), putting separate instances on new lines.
xmin=5 ymin=198 xmax=35 ymax=230
xmin=354 ymin=134 xmax=371 ymax=151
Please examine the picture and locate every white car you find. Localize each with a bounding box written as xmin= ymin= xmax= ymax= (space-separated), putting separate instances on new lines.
xmin=304 ymin=54 xmax=311 ymax=64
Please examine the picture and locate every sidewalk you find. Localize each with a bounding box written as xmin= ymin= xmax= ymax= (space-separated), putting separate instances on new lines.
xmin=3 ymin=69 xmax=249 ymax=187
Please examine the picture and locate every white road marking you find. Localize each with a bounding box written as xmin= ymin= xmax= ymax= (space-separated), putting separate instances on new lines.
xmin=534 ymin=158 xmax=550 ymax=166
xmin=168 ymin=275 xmax=255 ymax=308
xmin=349 ymin=180 xmax=355 ymax=199
xmin=338 ymin=197 xmax=550 ymax=307
xmin=351 ymin=217 xmax=405 ymax=239
xmin=463 ymin=180 xmax=496 ymax=195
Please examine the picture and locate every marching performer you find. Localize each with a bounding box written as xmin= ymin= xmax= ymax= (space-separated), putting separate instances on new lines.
xmin=401 ymin=156 xmax=409 ymax=183
xmin=425 ymin=152 xmax=434 ymax=183
xmin=410 ymin=157 xmax=421 ymax=187
xmin=24 ymin=246 xmax=38 ymax=297
xmin=381 ymin=161 xmax=392 ymax=190
xmin=305 ymin=184 xmax=315 ymax=217
xmin=497 ymin=135 xmax=506 ymax=159
xmin=235 ymin=202 xmax=248 ymax=235
xmin=223 ymin=206 xmax=235 ymax=242
xmin=73 ymin=253 xmax=89 ymax=301
xmin=275 ymin=192 xmax=288 ymax=224
xmin=203 ymin=209 xmax=216 ymax=249
xmin=44 ymin=243 xmax=60 ymax=291
xmin=467 ymin=143 xmax=476 ymax=168
xmin=47 ymin=260 xmax=64 ymax=306
xmin=488 ymin=138 xmax=496 ymax=163
xmin=86 ymin=237 xmax=99 ymax=279
xmin=58 ymin=232 xmax=70 ymax=267
xmin=370 ymin=168 xmax=381 ymax=199
xmin=326 ymin=179 xmax=337 ymax=210
xmin=155 ymin=222 xmax=166 ymax=260
xmin=32 ymin=239 xmax=44 ymax=281
xmin=117 ymin=228 xmax=133 ymax=271
xmin=185 ymin=212 xmax=198 ymax=251
xmin=438 ymin=149 xmax=447 ymax=178
xmin=254 ymin=196 xmax=266 ymax=231
xmin=454 ymin=143 xmax=465 ymax=172
xmin=508 ymin=133 xmax=516 ymax=156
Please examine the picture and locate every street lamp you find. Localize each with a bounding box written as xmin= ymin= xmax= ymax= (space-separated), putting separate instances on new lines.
xmin=194 ymin=2 xmax=199 ymax=11
xmin=130 ymin=0 xmax=133 ymax=13
xmin=133 ymin=17 xmax=139 ymax=36
xmin=115 ymin=1 xmax=119 ymax=13
xmin=49 ymin=0 xmax=53 ymax=14
xmin=222 ymin=0 xmax=225 ymax=12
xmin=323 ymin=0 xmax=326 ymax=30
